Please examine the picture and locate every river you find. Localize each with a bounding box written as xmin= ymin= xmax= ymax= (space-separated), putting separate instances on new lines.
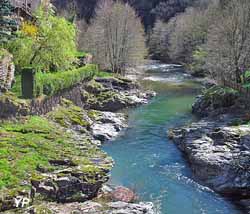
xmin=102 ymin=63 xmax=243 ymax=214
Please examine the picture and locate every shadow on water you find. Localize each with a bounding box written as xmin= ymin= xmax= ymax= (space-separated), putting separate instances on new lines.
xmin=102 ymin=65 xmax=244 ymax=214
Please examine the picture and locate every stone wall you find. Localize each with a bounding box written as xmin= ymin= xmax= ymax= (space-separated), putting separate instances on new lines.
xmin=0 ymin=81 xmax=86 ymax=119
xmin=0 ymin=52 xmax=15 ymax=92
xmin=30 ymin=82 xmax=86 ymax=115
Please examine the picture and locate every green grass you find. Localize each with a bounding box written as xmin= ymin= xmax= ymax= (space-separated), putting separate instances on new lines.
xmin=94 ymin=70 xmax=113 ymax=78
xmin=10 ymin=75 xmax=21 ymax=97
xmin=0 ymin=115 xmax=109 ymax=196
xmin=47 ymin=99 xmax=90 ymax=128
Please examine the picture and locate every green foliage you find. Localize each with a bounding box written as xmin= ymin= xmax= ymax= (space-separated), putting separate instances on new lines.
xmin=0 ymin=0 xmax=18 ymax=44
xmin=35 ymin=64 xmax=97 ymax=97
xmin=241 ymin=71 xmax=250 ymax=89
xmin=0 ymin=115 xmax=108 ymax=192
xmin=244 ymin=71 xmax=250 ymax=78
xmin=0 ymin=48 xmax=10 ymax=61
xmin=7 ymin=7 xmax=77 ymax=72
xmin=10 ymin=75 xmax=21 ymax=97
xmin=47 ymin=99 xmax=90 ymax=128
xmin=242 ymin=83 xmax=250 ymax=89
xmin=204 ymin=85 xmax=238 ymax=97
xmin=75 ymin=51 xmax=87 ymax=58
xmin=189 ymin=47 xmax=208 ymax=77
xmin=10 ymin=65 xmax=112 ymax=98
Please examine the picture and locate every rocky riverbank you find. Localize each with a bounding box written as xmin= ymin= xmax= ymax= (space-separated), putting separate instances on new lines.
xmin=0 ymin=76 xmax=156 ymax=213
xmin=169 ymin=85 xmax=250 ymax=210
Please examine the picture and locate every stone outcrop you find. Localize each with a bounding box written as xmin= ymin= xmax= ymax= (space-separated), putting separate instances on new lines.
xmin=0 ymin=50 xmax=15 ymax=92
xmin=0 ymin=92 xmax=29 ymax=118
xmin=11 ymin=200 xmax=155 ymax=214
xmin=7 ymin=184 xmax=154 ymax=213
xmin=91 ymin=111 xmax=127 ymax=142
xmin=83 ymin=77 xmax=156 ymax=112
xmin=0 ymin=112 xmax=113 ymax=212
xmin=111 ymin=186 xmax=137 ymax=203
xmin=169 ymin=118 xmax=250 ymax=198
xmin=47 ymin=99 xmax=127 ymax=144
xmin=169 ymin=84 xmax=250 ymax=202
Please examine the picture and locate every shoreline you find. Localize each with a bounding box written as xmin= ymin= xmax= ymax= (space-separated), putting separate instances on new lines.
xmin=168 ymin=85 xmax=250 ymax=212
xmin=0 ymin=76 xmax=156 ymax=213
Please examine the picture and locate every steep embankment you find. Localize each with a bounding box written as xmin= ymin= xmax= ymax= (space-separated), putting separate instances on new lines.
xmin=0 ymin=76 xmax=155 ymax=214
xmin=169 ymin=85 xmax=250 ymax=210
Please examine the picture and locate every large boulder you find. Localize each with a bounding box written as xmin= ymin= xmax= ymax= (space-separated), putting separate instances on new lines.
xmin=91 ymin=111 xmax=127 ymax=142
xmin=111 ymin=186 xmax=137 ymax=203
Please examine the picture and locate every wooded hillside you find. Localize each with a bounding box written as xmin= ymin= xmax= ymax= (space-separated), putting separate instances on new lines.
xmin=52 ymin=0 xmax=194 ymax=29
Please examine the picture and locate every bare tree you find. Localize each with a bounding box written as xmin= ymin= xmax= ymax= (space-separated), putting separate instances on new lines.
xmin=169 ymin=7 xmax=211 ymax=63
xmin=85 ymin=0 xmax=147 ymax=74
xmin=205 ymin=0 xmax=250 ymax=86
xmin=149 ymin=19 xmax=175 ymax=61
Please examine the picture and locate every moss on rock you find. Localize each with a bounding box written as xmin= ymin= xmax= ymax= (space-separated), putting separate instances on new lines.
xmin=0 ymin=113 xmax=113 ymax=212
xmin=47 ymin=99 xmax=91 ymax=128
xmin=0 ymin=92 xmax=30 ymax=118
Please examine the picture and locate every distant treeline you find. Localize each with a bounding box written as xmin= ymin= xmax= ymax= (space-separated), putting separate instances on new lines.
xmin=52 ymin=0 xmax=194 ymax=29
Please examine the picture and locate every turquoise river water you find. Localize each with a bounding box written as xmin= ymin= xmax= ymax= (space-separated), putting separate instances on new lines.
xmin=102 ymin=64 xmax=243 ymax=214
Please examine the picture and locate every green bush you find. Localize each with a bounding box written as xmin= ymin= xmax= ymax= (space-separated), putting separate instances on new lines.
xmin=35 ymin=64 xmax=97 ymax=97
xmin=7 ymin=7 xmax=77 ymax=72
xmin=75 ymin=51 xmax=87 ymax=58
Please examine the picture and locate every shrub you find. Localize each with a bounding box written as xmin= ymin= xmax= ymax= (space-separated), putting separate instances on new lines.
xmin=35 ymin=64 xmax=98 ymax=97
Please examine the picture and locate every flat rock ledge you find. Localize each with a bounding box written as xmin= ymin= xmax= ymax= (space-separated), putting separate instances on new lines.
xmin=13 ymin=201 xmax=155 ymax=214
xmin=83 ymin=77 xmax=156 ymax=112
xmin=169 ymin=114 xmax=250 ymax=199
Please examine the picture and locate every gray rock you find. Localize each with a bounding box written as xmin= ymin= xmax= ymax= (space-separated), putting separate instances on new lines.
xmin=169 ymin=119 xmax=250 ymax=198
xmin=83 ymin=77 xmax=156 ymax=112
xmin=91 ymin=111 xmax=127 ymax=142
xmin=16 ymin=201 xmax=155 ymax=214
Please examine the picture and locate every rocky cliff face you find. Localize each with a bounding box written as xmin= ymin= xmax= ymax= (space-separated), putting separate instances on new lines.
xmin=169 ymin=85 xmax=250 ymax=209
xmin=169 ymin=119 xmax=250 ymax=198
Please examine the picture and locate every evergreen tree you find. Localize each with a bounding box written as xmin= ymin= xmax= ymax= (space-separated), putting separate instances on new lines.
xmin=0 ymin=0 xmax=18 ymax=43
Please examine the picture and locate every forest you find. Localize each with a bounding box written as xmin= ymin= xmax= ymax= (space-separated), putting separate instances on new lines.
xmin=52 ymin=0 xmax=194 ymax=29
